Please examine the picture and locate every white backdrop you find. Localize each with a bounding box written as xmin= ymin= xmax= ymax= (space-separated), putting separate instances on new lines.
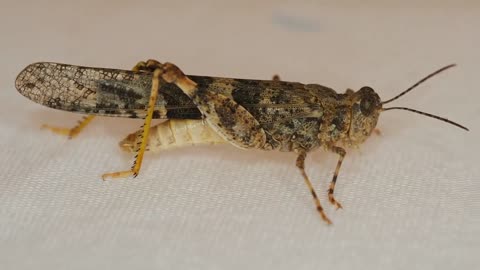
xmin=1 ymin=1 xmax=479 ymax=269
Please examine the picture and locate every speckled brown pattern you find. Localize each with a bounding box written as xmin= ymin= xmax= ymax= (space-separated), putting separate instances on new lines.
xmin=15 ymin=61 xmax=467 ymax=224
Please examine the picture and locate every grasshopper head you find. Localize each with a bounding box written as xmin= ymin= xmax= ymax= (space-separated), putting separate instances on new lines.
xmin=347 ymin=86 xmax=382 ymax=145
xmin=348 ymin=64 xmax=468 ymax=146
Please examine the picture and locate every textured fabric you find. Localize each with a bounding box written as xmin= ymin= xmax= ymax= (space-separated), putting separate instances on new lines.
xmin=1 ymin=1 xmax=479 ymax=269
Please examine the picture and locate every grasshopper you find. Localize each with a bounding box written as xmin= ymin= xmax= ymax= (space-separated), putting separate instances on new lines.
xmin=15 ymin=60 xmax=468 ymax=224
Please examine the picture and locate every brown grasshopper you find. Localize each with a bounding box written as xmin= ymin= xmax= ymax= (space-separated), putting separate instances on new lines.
xmin=15 ymin=60 xmax=468 ymax=224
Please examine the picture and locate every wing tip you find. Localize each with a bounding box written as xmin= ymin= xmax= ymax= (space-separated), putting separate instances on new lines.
xmin=15 ymin=62 xmax=50 ymax=89
xmin=15 ymin=62 xmax=62 ymax=104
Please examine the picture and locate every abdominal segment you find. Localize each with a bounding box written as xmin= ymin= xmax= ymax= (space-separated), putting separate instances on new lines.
xmin=119 ymin=119 xmax=226 ymax=152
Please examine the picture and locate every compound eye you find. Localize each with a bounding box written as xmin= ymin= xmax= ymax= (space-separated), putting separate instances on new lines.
xmin=360 ymin=95 xmax=375 ymax=116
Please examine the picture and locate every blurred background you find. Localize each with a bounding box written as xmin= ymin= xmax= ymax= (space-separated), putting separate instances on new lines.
xmin=1 ymin=1 xmax=479 ymax=269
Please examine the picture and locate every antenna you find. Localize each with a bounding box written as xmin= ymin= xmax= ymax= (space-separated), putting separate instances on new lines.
xmin=382 ymin=107 xmax=469 ymax=131
xmin=381 ymin=64 xmax=456 ymax=105
xmin=381 ymin=64 xmax=468 ymax=131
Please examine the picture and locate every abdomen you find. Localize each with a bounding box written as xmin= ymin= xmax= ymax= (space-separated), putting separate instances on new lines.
xmin=119 ymin=119 xmax=226 ymax=152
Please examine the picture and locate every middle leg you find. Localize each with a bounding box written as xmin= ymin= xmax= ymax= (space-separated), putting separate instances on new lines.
xmin=296 ymin=150 xmax=332 ymax=224
xmin=327 ymin=146 xmax=346 ymax=209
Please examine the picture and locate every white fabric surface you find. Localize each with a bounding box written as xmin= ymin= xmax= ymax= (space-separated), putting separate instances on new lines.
xmin=1 ymin=1 xmax=479 ymax=269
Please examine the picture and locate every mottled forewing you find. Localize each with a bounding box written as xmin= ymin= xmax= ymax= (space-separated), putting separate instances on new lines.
xmin=15 ymin=62 xmax=202 ymax=119
xmin=15 ymin=63 xmax=337 ymax=126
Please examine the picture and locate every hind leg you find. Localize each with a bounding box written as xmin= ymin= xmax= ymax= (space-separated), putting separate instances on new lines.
xmin=41 ymin=115 xmax=95 ymax=139
xmin=102 ymin=60 xmax=167 ymax=180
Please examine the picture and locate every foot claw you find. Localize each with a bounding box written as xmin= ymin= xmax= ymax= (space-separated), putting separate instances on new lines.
xmin=316 ymin=206 xmax=333 ymax=225
xmin=329 ymin=196 xmax=343 ymax=210
xmin=101 ymin=170 xmax=137 ymax=180
xmin=323 ymin=216 xmax=333 ymax=225
xmin=334 ymin=202 xmax=343 ymax=210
